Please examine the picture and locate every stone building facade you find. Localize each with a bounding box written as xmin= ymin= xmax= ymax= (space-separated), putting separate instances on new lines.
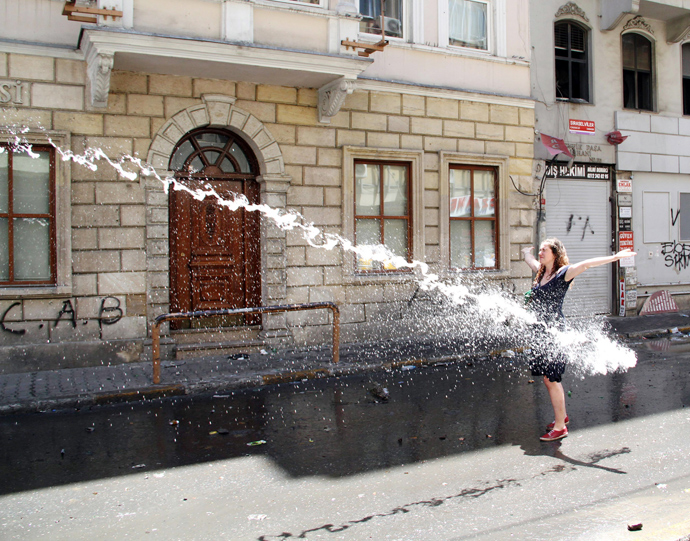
xmin=1 ymin=0 xmax=535 ymax=371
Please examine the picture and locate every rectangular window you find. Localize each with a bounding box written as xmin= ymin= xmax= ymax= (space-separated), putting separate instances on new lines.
xmin=448 ymin=0 xmax=488 ymax=50
xmin=0 ymin=144 xmax=56 ymax=285
xmin=354 ymin=160 xmax=411 ymax=272
xmin=359 ymin=0 xmax=404 ymax=38
xmin=449 ymin=165 xmax=498 ymax=269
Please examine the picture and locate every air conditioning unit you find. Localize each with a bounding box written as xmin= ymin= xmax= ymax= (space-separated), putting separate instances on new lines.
xmin=384 ymin=17 xmax=402 ymax=37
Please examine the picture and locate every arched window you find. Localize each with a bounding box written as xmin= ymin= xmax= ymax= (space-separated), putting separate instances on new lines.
xmin=555 ymin=21 xmax=590 ymax=102
xmin=622 ymin=33 xmax=653 ymax=111
xmin=169 ymin=128 xmax=258 ymax=177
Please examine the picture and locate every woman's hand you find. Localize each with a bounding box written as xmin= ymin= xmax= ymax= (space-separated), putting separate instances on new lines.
xmin=614 ymin=249 xmax=637 ymax=259
xmin=522 ymin=246 xmax=540 ymax=272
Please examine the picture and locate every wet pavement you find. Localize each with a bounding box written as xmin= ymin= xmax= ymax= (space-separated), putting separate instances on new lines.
xmin=1 ymin=310 xmax=690 ymax=415
xmin=1 ymin=337 xmax=689 ymax=540
xmin=1 ymin=336 xmax=688 ymax=490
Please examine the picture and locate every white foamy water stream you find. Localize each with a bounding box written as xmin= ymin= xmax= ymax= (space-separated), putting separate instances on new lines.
xmin=2 ymin=128 xmax=637 ymax=376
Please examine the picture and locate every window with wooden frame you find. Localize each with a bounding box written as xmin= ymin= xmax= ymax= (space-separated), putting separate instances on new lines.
xmin=0 ymin=144 xmax=56 ymax=285
xmin=622 ymin=33 xmax=653 ymax=111
xmin=449 ymin=164 xmax=498 ymax=270
xmin=359 ymin=0 xmax=404 ymax=38
xmin=354 ymin=160 xmax=411 ymax=272
xmin=555 ymin=20 xmax=590 ymax=102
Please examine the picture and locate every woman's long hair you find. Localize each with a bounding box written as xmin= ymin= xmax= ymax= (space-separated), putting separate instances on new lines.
xmin=533 ymin=237 xmax=570 ymax=286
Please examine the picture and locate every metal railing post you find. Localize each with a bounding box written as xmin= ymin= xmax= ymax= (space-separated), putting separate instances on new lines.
xmin=150 ymin=302 xmax=340 ymax=385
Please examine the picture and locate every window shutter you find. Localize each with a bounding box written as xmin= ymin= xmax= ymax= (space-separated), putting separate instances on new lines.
xmin=570 ymin=25 xmax=585 ymax=53
xmin=554 ymin=24 xmax=568 ymax=50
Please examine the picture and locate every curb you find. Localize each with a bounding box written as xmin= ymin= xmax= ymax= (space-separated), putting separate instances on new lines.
xmin=0 ymin=384 xmax=186 ymax=415
xmin=622 ymin=325 xmax=690 ymax=339
xmin=0 ymin=347 xmax=542 ymax=415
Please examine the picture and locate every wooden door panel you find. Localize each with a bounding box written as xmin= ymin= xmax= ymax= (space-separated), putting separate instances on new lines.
xmin=170 ymin=178 xmax=261 ymax=327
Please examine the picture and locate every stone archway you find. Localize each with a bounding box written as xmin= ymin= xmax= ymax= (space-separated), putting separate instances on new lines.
xmin=147 ymin=94 xmax=287 ymax=177
xmin=145 ymin=94 xmax=292 ymax=339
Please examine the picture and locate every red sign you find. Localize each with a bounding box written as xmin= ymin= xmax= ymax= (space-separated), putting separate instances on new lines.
xmin=540 ymin=133 xmax=573 ymax=158
xmin=619 ymin=231 xmax=634 ymax=250
xmin=569 ymin=119 xmax=595 ymax=134
xmin=606 ymin=130 xmax=628 ymax=145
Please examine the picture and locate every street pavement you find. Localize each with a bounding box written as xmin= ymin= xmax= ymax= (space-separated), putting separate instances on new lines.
xmin=1 ymin=310 xmax=689 ymax=415
xmin=1 ymin=335 xmax=689 ymax=541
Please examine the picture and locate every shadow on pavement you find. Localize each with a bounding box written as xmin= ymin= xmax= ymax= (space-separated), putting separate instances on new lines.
xmin=1 ymin=343 xmax=688 ymax=496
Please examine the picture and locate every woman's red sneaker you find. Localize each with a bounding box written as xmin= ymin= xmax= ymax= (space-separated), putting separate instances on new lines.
xmin=546 ymin=415 xmax=569 ymax=430
xmin=540 ymin=427 xmax=568 ymax=441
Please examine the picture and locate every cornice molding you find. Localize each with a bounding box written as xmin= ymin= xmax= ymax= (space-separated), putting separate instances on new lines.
xmin=555 ymin=2 xmax=589 ymax=23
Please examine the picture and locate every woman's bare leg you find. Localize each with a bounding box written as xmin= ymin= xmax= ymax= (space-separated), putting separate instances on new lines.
xmin=543 ymin=377 xmax=567 ymax=431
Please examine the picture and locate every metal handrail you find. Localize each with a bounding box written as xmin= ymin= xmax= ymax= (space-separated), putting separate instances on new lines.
xmin=151 ymin=302 xmax=340 ymax=384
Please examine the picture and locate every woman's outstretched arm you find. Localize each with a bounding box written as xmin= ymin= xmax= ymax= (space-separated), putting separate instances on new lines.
xmin=522 ymin=246 xmax=540 ymax=273
xmin=564 ymin=249 xmax=637 ymax=282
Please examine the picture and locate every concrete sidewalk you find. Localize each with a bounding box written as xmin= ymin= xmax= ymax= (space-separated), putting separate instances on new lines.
xmin=1 ymin=311 xmax=689 ymax=415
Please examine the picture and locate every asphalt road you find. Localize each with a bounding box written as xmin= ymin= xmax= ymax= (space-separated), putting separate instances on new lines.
xmin=1 ymin=336 xmax=689 ymax=541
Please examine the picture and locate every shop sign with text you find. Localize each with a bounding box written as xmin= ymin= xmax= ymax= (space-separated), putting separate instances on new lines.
xmin=545 ymin=163 xmax=611 ymax=180
xmin=569 ymin=119 xmax=595 ymax=135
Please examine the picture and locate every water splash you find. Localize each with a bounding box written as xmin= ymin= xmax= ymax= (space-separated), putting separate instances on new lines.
xmin=2 ymin=128 xmax=636 ymax=375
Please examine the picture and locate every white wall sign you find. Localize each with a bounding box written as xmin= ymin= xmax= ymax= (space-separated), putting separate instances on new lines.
xmin=617 ymin=178 xmax=632 ymax=192
xmin=0 ymin=80 xmax=29 ymax=106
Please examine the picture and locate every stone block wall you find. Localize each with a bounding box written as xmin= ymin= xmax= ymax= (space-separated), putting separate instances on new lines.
xmin=0 ymin=51 xmax=536 ymax=368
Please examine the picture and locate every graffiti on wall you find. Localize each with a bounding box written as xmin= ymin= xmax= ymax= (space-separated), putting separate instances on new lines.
xmin=1 ymin=297 xmax=124 ymax=338
xmin=566 ymin=214 xmax=596 ymax=241
xmin=661 ymin=241 xmax=690 ymax=272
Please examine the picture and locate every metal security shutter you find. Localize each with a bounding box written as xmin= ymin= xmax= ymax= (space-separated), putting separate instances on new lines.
xmin=545 ymin=179 xmax=612 ymax=316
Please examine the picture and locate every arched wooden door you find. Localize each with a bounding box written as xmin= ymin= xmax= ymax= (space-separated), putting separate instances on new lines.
xmin=169 ymin=128 xmax=261 ymax=328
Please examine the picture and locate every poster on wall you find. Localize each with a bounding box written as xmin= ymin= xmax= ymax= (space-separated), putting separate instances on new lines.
xmin=619 ymin=231 xmax=635 ymax=267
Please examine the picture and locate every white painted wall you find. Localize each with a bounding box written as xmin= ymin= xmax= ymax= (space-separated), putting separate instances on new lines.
xmin=0 ymin=0 xmax=81 ymax=47
xmin=6 ymin=0 xmax=531 ymax=100
xmin=633 ymin=172 xmax=690 ymax=286
xmin=530 ymin=0 xmax=690 ymax=164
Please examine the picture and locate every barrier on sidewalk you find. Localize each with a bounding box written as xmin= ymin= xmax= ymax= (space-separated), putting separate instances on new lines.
xmin=151 ymin=302 xmax=340 ymax=384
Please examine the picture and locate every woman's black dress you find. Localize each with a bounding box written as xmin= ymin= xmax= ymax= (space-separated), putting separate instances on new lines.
xmin=528 ymin=265 xmax=573 ymax=382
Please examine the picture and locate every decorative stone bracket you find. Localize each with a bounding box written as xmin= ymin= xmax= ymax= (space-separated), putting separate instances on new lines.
xmin=318 ymin=77 xmax=356 ymax=124
xmin=86 ymin=49 xmax=114 ymax=108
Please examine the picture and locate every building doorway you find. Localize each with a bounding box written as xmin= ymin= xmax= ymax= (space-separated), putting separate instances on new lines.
xmin=169 ymin=128 xmax=261 ymax=328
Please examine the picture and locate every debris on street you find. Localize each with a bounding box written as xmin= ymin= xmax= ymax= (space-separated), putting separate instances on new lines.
xmin=247 ymin=440 xmax=267 ymax=446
